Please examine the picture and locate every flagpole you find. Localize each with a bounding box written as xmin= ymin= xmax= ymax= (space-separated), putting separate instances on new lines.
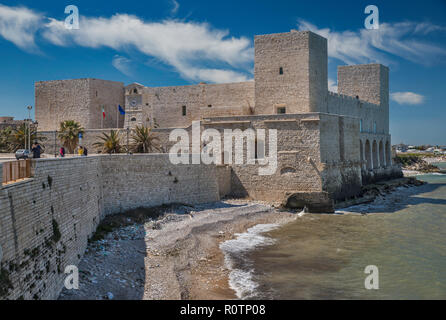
xmin=117 ymin=105 xmax=119 ymax=129
xmin=101 ymin=105 xmax=104 ymax=129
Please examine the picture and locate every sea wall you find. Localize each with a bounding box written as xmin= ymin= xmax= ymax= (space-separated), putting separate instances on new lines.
xmin=0 ymin=155 xmax=219 ymax=300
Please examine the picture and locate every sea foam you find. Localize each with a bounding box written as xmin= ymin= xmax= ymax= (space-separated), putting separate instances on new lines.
xmin=219 ymin=223 xmax=279 ymax=299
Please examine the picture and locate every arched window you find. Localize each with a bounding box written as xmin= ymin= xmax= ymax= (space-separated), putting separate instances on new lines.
xmin=372 ymin=140 xmax=378 ymax=169
xmin=360 ymin=140 xmax=365 ymax=170
xmin=365 ymin=140 xmax=372 ymax=170
xmin=379 ymin=141 xmax=384 ymax=167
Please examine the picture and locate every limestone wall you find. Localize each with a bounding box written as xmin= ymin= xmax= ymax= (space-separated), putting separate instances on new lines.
xmin=101 ymin=155 xmax=220 ymax=215
xmin=0 ymin=157 xmax=103 ymax=300
xmin=0 ymin=155 xmax=220 ymax=300
xmin=254 ymin=31 xmax=328 ymax=115
xmin=35 ymin=79 xmax=124 ymax=131
xmin=124 ymin=82 xmax=254 ymax=129
xmin=201 ymin=114 xmax=326 ymax=208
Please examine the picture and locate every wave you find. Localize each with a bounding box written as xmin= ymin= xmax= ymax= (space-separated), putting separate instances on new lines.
xmin=219 ymin=223 xmax=279 ymax=299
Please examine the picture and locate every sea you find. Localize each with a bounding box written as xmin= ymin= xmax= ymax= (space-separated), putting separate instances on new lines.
xmin=220 ymin=162 xmax=446 ymax=300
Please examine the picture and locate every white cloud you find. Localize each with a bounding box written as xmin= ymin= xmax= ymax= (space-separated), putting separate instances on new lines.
xmin=42 ymin=14 xmax=253 ymax=83
xmin=391 ymin=92 xmax=425 ymax=105
xmin=0 ymin=4 xmax=42 ymax=50
xmin=297 ymin=20 xmax=446 ymax=66
xmin=328 ymin=78 xmax=338 ymax=93
xmin=112 ymin=55 xmax=133 ymax=76
xmin=170 ymin=0 xmax=180 ymax=15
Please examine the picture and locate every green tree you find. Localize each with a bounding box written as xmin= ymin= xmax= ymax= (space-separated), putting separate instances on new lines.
xmin=131 ymin=126 xmax=161 ymax=153
xmin=58 ymin=120 xmax=84 ymax=154
xmin=93 ymin=130 xmax=123 ymax=154
xmin=0 ymin=127 xmax=13 ymax=152
xmin=8 ymin=123 xmax=46 ymax=152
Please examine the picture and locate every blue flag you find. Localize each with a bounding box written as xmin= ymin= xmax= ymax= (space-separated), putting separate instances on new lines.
xmin=118 ymin=105 xmax=125 ymax=115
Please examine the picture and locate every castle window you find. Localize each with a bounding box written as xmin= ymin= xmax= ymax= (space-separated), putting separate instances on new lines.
xmin=133 ymin=88 xmax=138 ymax=94
xmin=131 ymin=117 xmax=137 ymax=122
xmin=277 ymin=107 xmax=286 ymax=114
xmin=208 ymin=105 xmax=212 ymax=108
xmin=279 ymin=67 xmax=284 ymax=75
xmin=182 ymin=106 xmax=187 ymax=116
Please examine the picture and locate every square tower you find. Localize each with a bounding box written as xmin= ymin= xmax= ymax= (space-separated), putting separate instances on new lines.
xmin=254 ymin=30 xmax=328 ymax=115
xmin=337 ymin=64 xmax=389 ymax=131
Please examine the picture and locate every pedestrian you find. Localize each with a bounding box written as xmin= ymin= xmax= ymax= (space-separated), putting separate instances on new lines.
xmin=32 ymin=142 xmax=41 ymax=159
xmin=83 ymin=147 xmax=88 ymax=157
xmin=78 ymin=146 xmax=84 ymax=156
xmin=59 ymin=147 xmax=65 ymax=158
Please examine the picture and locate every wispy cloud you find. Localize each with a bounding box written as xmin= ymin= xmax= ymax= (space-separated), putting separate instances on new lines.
xmin=42 ymin=14 xmax=253 ymax=83
xmin=170 ymin=0 xmax=180 ymax=16
xmin=297 ymin=19 xmax=446 ymax=66
xmin=0 ymin=4 xmax=42 ymax=51
xmin=112 ymin=55 xmax=133 ymax=76
xmin=391 ymin=92 xmax=425 ymax=105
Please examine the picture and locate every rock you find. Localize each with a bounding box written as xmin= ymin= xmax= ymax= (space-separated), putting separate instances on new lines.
xmin=107 ymin=292 xmax=114 ymax=300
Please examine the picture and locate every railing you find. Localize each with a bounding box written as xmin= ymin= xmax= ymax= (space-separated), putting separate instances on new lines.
xmin=2 ymin=160 xmax=32 ymax=185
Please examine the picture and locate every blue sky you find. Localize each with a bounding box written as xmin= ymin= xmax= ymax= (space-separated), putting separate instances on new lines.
xmin=0 ymin=0 xmax=445 ymax=145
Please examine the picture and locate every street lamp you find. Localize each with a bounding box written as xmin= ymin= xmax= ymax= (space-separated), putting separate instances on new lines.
xmin=27 ymin=106 xmax=32 ymax=151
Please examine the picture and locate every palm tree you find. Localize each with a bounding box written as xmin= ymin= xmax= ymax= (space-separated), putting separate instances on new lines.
xmin=131 ymin=125 xmax=161 ymax=153
xmin=0 ymin=127 xmax=13 ymax=152
xmin=58 ymin=120 xmax=84 ymax=154
xmin=93 ymin=130 xmax=123 ymax=154
xmin=8 ymin=123 xmax=46 ymax=152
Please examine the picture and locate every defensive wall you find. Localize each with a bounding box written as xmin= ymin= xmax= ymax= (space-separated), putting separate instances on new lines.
xmin=0 ymin=155 xmax=224 ymax=300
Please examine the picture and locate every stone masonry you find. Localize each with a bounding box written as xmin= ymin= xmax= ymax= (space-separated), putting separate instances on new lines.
xmin=34 ymin=29 xmax=401 ymax=210
xmin=0 ymin=155 xmax=222 ymax=300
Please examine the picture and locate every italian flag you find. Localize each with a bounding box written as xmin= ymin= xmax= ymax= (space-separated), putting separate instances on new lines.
xmin=102 ymin=106 xmax=106 ymax=119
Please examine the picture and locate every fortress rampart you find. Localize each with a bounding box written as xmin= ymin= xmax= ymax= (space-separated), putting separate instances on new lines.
xmin=0 ymin=155 xmax=223 ymax=300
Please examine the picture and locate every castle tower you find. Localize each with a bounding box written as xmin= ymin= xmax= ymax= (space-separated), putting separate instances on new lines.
xmin=254 ymin=30 xmax=328 ymax=115
xmin=338 ymin=64 xmax=389 ymax=132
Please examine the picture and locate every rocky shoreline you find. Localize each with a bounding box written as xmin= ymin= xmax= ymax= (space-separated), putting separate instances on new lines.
xmin=59 ymin=177 xmax=428 ymax=300
xmin=59 ymin=201 xmax=295 ymax=300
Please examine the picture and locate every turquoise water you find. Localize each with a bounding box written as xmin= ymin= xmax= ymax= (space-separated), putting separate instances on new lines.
xmin=244 ymin=169 xmax=446 ymax=300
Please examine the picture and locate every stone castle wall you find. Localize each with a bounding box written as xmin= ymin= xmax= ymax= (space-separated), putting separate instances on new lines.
xmin=0 ymin=155 xmax=221 ymax=300
xmin=35 ymin=79 xmax=125 ymax=131
xmin=124 ymin=81 xmax=254 ymax=129
xmin=254 ymin=31 xmax=328 ymax=115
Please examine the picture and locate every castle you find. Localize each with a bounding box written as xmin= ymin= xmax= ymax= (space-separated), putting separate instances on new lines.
xmin=0 ymin=30 xmax=403 ymax=300
xmin=35 ymin=30 xmax=401 ymax=212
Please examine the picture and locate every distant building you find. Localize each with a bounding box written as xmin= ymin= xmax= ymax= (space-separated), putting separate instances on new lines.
xmin=0 ymin=117 xmax=27 ymax=130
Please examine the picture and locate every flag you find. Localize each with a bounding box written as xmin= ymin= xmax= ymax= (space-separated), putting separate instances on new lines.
xmin=118 ymin=105 xmax=126 ymax=115
xmin=102 ymin=106 xmax=106 ymax=119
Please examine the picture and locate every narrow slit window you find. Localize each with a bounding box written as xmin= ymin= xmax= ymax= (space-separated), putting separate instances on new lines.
xmin=279 ymin=67 xmax=284 ymax=75
xmin=182 ymin=106 xmax=187 ymax=116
